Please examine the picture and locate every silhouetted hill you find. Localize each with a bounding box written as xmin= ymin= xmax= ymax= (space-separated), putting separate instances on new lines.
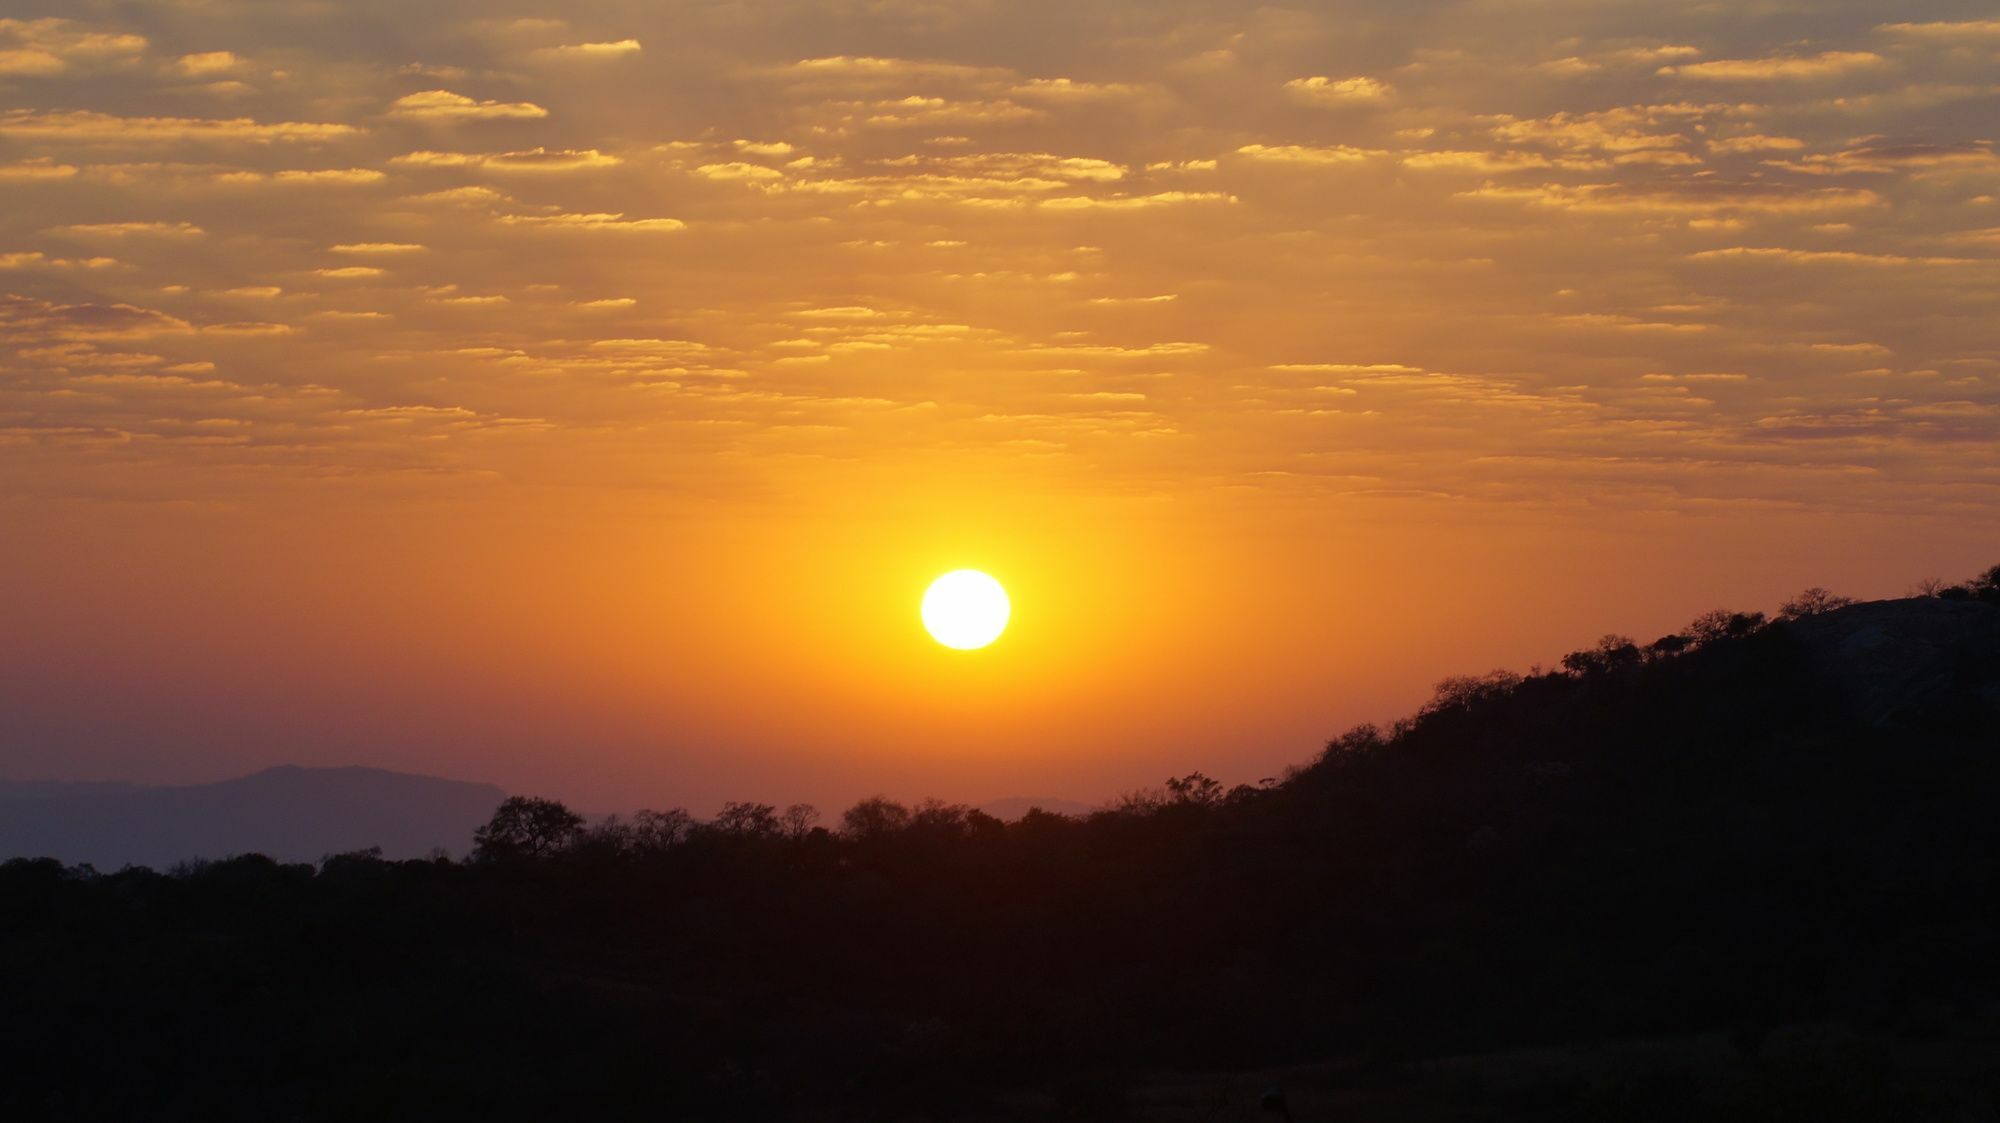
xmin=0 ymin=765 xmax=505 ymax=868
xmin=5 ymin=582 xmax=1999 ymax=1119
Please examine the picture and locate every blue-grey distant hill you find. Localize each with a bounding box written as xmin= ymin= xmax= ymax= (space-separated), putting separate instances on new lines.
xmin=0 ymin=765 xmax=506 ymax=869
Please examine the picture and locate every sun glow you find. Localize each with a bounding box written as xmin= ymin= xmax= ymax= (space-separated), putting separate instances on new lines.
xmin=922 ymin=570 xmax=1010 ymax=650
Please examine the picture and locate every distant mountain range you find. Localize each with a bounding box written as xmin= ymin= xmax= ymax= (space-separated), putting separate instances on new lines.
xmin=0 ymin=762 xmax=1100 ymax=870
xmin=0 ymin=765 xmax=507 ymax=869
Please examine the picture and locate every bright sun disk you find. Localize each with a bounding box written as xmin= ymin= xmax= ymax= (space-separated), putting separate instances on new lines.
xmin=922 ymin=570 xmax=1010 ymax=650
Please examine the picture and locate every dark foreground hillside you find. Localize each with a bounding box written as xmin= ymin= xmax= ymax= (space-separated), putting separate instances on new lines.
xmin=5 ymin=583 xmax=2000 ymax=1121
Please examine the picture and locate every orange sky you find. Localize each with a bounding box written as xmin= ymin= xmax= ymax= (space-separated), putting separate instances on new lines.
xmin=2 ymin=1 xmax=1997 ymax=812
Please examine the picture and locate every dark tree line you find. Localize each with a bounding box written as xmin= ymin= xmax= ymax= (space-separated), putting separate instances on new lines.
xmin=4 ymin=568 xmax=1999 ymax=1120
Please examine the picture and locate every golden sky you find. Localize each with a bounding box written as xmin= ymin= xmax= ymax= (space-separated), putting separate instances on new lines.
xmin=3 ymin=1 xmax=1997 ymax=811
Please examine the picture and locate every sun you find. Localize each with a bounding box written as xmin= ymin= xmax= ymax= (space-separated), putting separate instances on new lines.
xmin=922 ymin=570 xmax=1010 ymax=650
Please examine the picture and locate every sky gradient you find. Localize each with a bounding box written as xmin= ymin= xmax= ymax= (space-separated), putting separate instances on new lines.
xmin=3 ymin=0 xmax=1997 ymax=812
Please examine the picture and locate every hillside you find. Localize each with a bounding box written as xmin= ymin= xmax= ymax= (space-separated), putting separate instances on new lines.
xmin=4 ymin=586 xmax=1998 ymax=1120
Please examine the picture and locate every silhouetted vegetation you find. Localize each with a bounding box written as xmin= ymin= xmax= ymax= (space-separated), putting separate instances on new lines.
xmin=5 ymin=567 xmax=2000 ymax=1119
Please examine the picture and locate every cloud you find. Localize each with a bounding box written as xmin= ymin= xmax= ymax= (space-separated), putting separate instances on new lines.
xmin=1489 ymin=105 xmax=1708 ymax=154
xmin=197 ymin=168 xmax=386 ymax=187
xmin=496 ymin=212 xmax=686 ymax=232
xmin=0 ymin=47 xmax=66 ymax=75
xmin=1284 ymin=76 xmax=1392 ymax=105
xmin=1708 ymin=134 xmax=1807 ymax=154
xmin=57 ymin=221 xmax=204 ymax=236
xmin=0 ymin=110 xmax=357 ymax=143
xmin=1538 ymin=45 xmax=1701 ymax=75
xmin=1464 ymin=181 xmax=1882 ymax=214
xmin=405 ymin=185 xmax=513 ymax=206
xmin=781 ymin=56 xmax=1005 ymax=87
xmin=0 ymin=158 xmax=78 ymax=180
xmin=388 ymin=90 xmax=549 ymax=121
xmin=392 ymin=147 xmax=619 ymax=171
xmin=0 ymin=251 xmax=119 ymax=270
xmin=1037 ymin=191 xmax=1232 ymax=210
xmin=533 ymin=39 xmax=641 ymax=60
xmin=3 ymin=2 xmax=1995 ymax=516
xmin=1234 ymin=143 xmax=1383 ymax=165
xmin=1763 ymin=140 xmax=1999 ymax=175
xmin=0 ymin=18 xmax=147 ymax=75
xmin=175 ymin=51 xmax=239 ymax=76
xmin=1876 ymin=19 xmax=2000 ymax=40
xmin=1662 ymin=51 xmax=1887 ymax=81
xmin=0 ymin=294 xmax=193 ymax=339
xmin=1401 ymin=150 xmax=1568 ymax=173
xmin=791 ymin=307 xmax=890 ymax=321
xmin=1686 ymin=246 xmax=1977 ymax=267
xmin=1009 ymin=78 xmax=1149 ymax=102
xmin=695 ymin=162 xmax=787 ymax=181
xmin=855 ymin=95 xmax=1039 ymax=128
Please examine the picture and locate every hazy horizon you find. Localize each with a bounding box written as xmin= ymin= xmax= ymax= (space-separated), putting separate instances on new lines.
xmin=0 ymin=761 xmax=1101 ymax=821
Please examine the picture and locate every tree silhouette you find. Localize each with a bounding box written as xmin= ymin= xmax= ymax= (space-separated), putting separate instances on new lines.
xmin=631 ymin=807 xmax=694 ymax=851
xmin=1562 ymin=634 xmax=1642 ymax=675
xmin=1778 ymin=587 xmax=1854 ymax=619
xmin=1165 ymin=772 xmax=1225 ymax=807
xmin=1688 ymin=609 xmax=1766 ymax=646
xmin=1645 ymin=633 xmax=1691 ymax=660
xmin=713 ymin=801 xmax=782 ymax=838
xmin=841 ymin=796 xmax=912 ymax=839
xmin=780 ymin=803 xmax=820 ymax=842
xmin=472 ymin=796 xmax=585 ymax=862
xmin=1422 ymin=670 xmax=1521 ymax=715
xmin=1974 ymin=564 xmax=2000 ymax=604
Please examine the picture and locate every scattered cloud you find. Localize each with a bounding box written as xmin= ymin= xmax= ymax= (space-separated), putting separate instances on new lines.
xmin=57 ymin=221 xmax=204 ymax=236
xmin=1662 ymin=51 xmax=1887 ymax=81
xmin=495 ymin=212 xmax=686 ymax=232
xmin=1876 ymin=19 xmax=2000 ymax=40
xmin=0 ymin=157 xmax=77 ymax=180
xmin=392 ymin=147 xmax=619 ymax=171
xmin=0 ymin=18 xmax=147 ymax=75
xmin=388 ymin=90 xmax=549 ymax=121
xmin=533 ymin=39 xmax=642 ymax=60
xmin=1284 ymin=76 xmax=1392 ymax=105
xmin=1465 ymin=181 xmax=1882 ymax=214
xmin=1686 ymin=246 xmax=1976 ymax=267
xmin=0 ymin=3 xmax=1989 ymax=519
xmin=0 ymin=109 xmax=358 ymax=143
xmin=175 ymin=51 xmax=239 ymax=76
xmin=1234 ymin=143 xmax=1383 ymax=165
